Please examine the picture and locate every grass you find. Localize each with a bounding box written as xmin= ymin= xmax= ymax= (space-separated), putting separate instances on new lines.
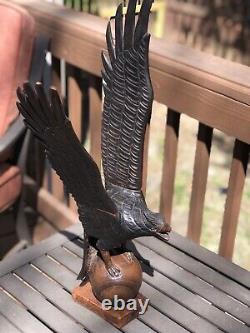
xmin=145 ymin=102 xmax=250 ymax=271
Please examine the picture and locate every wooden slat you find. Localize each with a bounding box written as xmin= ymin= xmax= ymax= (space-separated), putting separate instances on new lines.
xmin=187 ymin=123 xmax=213 ymax=243
xmin=50 ymin=57 xmax=66 ymax=202
xmin=141 ymin=283 xmax=222 ymax=333
xmin=128 ymin=241 xmax=250 ymax=327
xmin=160 ymin=109 xmax=180 ymax=223
xmin=89 ymin=75 xmax=102 ymax=169
xmin=68 ymin=68 xmax=82 ymax=212
xmin=0 ymin=289 xmax=52 ymax=333
xmin=137 ymin=236 xmax=250 ymax=306
xmin=0 ymin=313 xmax=21 ymax=333
xmin=164 ymin=230 xmax=250 ymax=289
xmin=0 ymin=274 xmax=85 ymax=333
xmin=219 ymin=139 xmax=250 ymax=259
xmin=15 ymin=265 xmax=119 ymax=333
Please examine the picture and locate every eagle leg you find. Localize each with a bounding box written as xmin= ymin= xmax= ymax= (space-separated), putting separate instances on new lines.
xmin=99 ymin=249 xmax=121 ymax=278
xmin=77 ymin=231 xmax=91 ymax=281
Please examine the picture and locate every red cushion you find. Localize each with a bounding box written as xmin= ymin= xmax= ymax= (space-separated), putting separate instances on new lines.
xmin=0 ymin=164 xmax=22 ymax=212
xmin=0 ymin=1 xmax=35 ymax=136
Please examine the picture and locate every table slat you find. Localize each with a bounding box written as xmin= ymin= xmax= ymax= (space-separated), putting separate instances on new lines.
xmin=15 ymin=264 xmax=120 ymax=333
xmin=137 ymin=237 xmax=250 ymax=306
xmin=0 ymin=289 xmax=52 ymax=333
xmin=0 ymin=314 xmax=21 ymax=333
xmin=131 ymin=240 xmax=250 ymax=326
xmin=166 ymin=232 xmax=250 ymax=289
xmin=0 ymin=274 xmax=85 ymax=333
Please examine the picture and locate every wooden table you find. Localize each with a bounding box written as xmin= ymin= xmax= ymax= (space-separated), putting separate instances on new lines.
xmin=0 ymin=223 xmax=250 ymax=333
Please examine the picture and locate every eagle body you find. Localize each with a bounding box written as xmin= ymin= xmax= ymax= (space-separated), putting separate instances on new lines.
xmin=16 ymin=0 xmax=171 ymax=279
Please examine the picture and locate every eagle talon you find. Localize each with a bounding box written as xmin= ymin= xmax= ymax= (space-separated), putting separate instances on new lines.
xmin=107 ymin=265 xmax=121 ymax=278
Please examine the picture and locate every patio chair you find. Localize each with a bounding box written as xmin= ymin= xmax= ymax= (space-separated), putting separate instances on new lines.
xmin=0 ymin=1 xmax=50 ymax=256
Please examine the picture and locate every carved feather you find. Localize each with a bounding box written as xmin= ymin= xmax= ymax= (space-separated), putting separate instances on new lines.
xmin=16 ymin=82 xmax=117 ymax=215
xmin=101 ymin=0 xmax=154 ymax=191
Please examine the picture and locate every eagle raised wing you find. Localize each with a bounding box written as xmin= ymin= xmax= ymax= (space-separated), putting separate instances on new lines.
xmin=16 ymin=82 xmax=117 ymax=215
xmin=102 ymin=0 xmax=154 ymax=190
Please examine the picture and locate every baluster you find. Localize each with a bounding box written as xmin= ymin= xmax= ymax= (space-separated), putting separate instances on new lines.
xmin=89 ymin=75 xmax=102 ymax=169
xmin=187 ymin=123 xmax=213 ymax=243
xmin=219 ymin=139 xmax=249 ymax=259
xmin=49 ymin=57 xmax=65 ymax=202
xmin=68 ymin=66 xmax=82 ymax=212
xmin=160 ymin=109 xmax=180 ymax=224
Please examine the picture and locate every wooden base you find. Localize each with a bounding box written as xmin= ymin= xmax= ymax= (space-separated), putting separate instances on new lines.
xmin=72 ymin=281 xmax=146 ymax=328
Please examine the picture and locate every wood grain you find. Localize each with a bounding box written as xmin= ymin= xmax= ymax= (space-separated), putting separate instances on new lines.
xmin=219 ymin=140 xmax=250 ymax=259
xmin=160 ymin=109 xmax=180 ymax=224
xmin=187 ymin=123 xmax=213 ymax=243
xmin=68 ymin=68 xmax=82 ymax=212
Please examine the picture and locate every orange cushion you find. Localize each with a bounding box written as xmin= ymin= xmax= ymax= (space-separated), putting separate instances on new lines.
xmin=0 ymin=1 xmax=35 ymax=136
xmin=0 ymin=164 xmax=22 ymax=212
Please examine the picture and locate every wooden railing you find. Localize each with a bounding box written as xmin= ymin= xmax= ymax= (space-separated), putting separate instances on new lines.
xmin=12 ymin=0 xmax=250 ymax=265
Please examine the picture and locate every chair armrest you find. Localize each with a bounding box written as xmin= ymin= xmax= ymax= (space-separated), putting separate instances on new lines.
xmin=0 ymin=116 xmax=25 ymax=156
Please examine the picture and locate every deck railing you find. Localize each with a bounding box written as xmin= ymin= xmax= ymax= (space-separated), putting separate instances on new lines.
xmin=12 ymin=0 xmax=250 ymax=266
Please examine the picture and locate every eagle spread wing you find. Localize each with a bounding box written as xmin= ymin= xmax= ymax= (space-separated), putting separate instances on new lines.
xmin=102 ymin=0 xmax=154 ymax=191
xmin=16 ymin=82 xmax=116 ymax=215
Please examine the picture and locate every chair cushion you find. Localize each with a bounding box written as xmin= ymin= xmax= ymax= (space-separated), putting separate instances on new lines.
xmin=0 ymin=1 xmax=35 ymax=136
xmin=0 ymin=164 xmax=22 ymax=212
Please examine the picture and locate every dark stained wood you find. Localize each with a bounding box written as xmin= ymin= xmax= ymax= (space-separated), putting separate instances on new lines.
xmin=50 ymin=58 xmax=65 ymax=202
xmin=187 ymin=123 xmax=213 ymax=243
xmin=160 ymin=109 xmax=180 ymax=223
xmin=219 ymin=140 xmax=250 ymax=259
xmin=68 ymin=69 xmax=82 ymax=212
xmin=142 ymin=123 xmax=150 ymax=195
xmin=89 ymin=76 xmax=102 ymax=169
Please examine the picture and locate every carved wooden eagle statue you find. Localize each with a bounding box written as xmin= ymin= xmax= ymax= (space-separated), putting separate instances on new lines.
xmin=16 ymin=0 xmax=171 ymax=280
